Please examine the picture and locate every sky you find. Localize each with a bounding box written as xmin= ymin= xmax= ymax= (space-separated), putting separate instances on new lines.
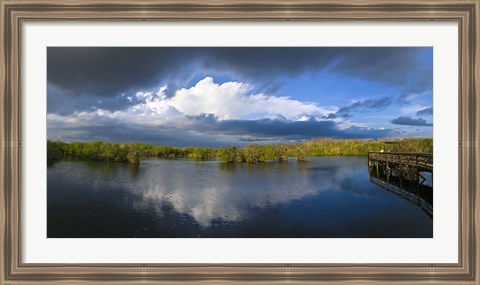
xmin=47 ymin=47 xmax=433 ymax=147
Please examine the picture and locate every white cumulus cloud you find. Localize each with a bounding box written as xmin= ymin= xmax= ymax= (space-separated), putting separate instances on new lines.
xmin=50 ymin=77 xmax=337 ymax=124
xmin=167 ymin=77 xmax=335 ymax=121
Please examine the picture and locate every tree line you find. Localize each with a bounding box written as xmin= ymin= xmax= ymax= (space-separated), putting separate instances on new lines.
xmin=47 ymin=138 xmax=433 ymax=165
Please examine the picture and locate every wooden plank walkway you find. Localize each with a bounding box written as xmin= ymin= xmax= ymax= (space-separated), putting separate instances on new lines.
xmin=368 ymin=152 xmax=433 ymax=173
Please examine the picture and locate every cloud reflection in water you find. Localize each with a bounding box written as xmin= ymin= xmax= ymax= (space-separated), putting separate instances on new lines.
xmin=126 ymin=158 xmax=363 ymax=227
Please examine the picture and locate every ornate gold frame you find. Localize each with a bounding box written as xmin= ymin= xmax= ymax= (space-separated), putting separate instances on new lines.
xmin=1 ymin=0 xmax=479 ymax=284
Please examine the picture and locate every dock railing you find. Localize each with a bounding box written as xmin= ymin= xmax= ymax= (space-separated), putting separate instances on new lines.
xmin=368 ymin=152 xmax=433 ymax=173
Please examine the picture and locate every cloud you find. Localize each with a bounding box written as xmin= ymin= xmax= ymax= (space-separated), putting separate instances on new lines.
xmin=238 ymin=137 xmax=277 ymax=142
xmin=323 ymin=113 xmax=337 ymax=119
xmin=330 ymin=47 xmax=432 ymax=93
xmin=169 ymin=77 xmax=333 ymax=120
xmin=416 ymin=107 xmax=433 ymax=116
xmin=47 ymin=83 xmax=138 ymax=115
xmin=185 ymin=115 xmax=387 ymax=139
xmin=88 ymin=77 xmax=335 ymax=122
xmin=335 ymin=96 xmax=393 ymax=116
xmin=50 ymin=76 xmax=336 ymax=127
xmin=391 ymin=116 xmax=432 ymax=126
xmin=47 ymin=47 xmax=189 ymax=98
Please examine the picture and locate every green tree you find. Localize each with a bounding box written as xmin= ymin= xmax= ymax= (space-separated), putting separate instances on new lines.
xmin=294 ymin=143 xmax=307 ymax=161
xmin=126 ymin=147 xmax=140 ymax=165
xmin=275 ymin=143 xmax=289 ymax=162
xmin=47 ymin=140 xmax=64 ymax=164
xmin=218 ymin=146 xmax=237 ymax=162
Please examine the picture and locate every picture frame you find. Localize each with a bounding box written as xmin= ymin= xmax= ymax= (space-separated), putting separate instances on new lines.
xmin=1 ymin=0 xmax=478 ymax=284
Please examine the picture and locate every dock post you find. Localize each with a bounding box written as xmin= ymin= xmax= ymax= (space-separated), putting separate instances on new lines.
xmin=386 ymin=162 xmax=390 ymax=183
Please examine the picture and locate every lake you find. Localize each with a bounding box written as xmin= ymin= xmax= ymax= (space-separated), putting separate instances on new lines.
xmin=47 ymin=156 xmax=433 ymax=238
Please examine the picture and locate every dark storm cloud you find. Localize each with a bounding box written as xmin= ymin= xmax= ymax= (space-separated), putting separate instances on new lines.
xmin=47 ymin=47 xmax=432 ymax=114
xmin=172 ymin=114 xmax=388 ymax=140
xmin=200 ymin=47 xmax=431 ymax=92
xmin=47 ymin=117 xmax=222 ymax=147
xmin=335 ymin=96 xmax=393 ymax=116
xmin=47 ymin=83 xmax=134 ymax=115
xmin=323 ymin=113 xmax=337 ymax=119
xmin=48 ymin=114 xmax=389 ymax=147
xmin=416 ymin=107 xmax=433 ymax=116
xmin=397 ymin=93 xmax=412 ymax=105
xmin=238 ymin=137 xmax=277 ymax=142
xmin=48 ymin=47 xmax=190 ymax=97
xmin=330 ymin=48 xmax=432 ymax=93
xmin=391 ymin=116 xmax=432 ymax=127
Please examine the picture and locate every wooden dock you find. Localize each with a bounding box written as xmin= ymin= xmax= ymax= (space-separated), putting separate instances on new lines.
xmin=368 ymin=152 xmax=432 ymax=173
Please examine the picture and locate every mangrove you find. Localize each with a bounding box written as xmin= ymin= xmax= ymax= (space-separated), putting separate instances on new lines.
xmin=47 ymin=138 xmax=433 ymax=165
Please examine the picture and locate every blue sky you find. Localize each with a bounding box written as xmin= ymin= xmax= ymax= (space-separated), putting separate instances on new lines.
xmin=47 ymin=47 xmax=433 ymax=147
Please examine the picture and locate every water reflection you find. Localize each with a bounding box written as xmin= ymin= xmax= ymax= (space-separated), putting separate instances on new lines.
xmin=47 ymin=157 xmax=433 ymax=238
xmin=129 ymin=158 xmax=369 ymax=227
xmin=368 ymin=161 xmax=433 ymax=216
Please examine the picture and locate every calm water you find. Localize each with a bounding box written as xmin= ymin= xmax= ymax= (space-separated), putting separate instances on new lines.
xmin=47 ymin=157 xmax=432 ymax=238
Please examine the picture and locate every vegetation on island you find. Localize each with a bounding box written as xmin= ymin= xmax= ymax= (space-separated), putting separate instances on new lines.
xmin=47 ymin=138 xmax=433 ymax=165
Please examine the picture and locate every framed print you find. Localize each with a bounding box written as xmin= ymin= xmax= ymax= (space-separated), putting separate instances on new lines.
xmin=1 ymin=0 xmax=479 ymax=284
